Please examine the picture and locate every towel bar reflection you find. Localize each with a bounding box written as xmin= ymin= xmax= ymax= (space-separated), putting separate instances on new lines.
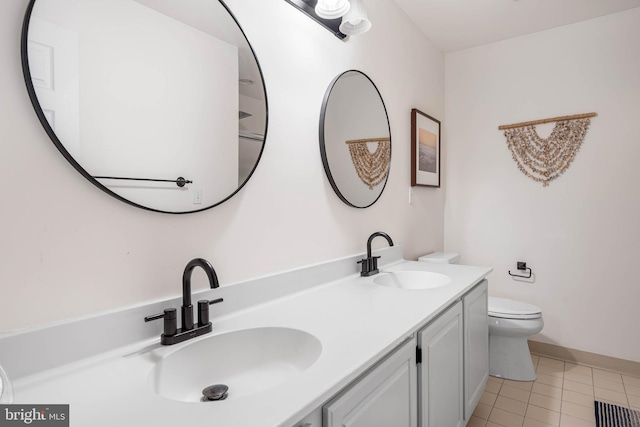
xmin=93 ymin=176 xmax=193 ymax=187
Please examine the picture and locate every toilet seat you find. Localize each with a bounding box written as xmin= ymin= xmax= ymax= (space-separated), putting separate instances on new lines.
xmin=488 ymin=297 xmax=542 ymax=320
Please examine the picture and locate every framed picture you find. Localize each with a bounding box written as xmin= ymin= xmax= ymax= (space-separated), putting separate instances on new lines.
xmin=411 ymin=108 xmax=441 ymax=187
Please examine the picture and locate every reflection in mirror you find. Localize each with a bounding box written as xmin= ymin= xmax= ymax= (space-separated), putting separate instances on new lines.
xmin=22 ymin=0 xmax=267 ymax=213
xmin=320 ymin=70 xmax=391 ymax=208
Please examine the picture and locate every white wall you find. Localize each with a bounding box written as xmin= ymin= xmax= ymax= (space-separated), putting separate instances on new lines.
xmin=0 ymin=0 xmax=444 ymax=333
xmin=444 ymin=8 xmax=640 ymax=362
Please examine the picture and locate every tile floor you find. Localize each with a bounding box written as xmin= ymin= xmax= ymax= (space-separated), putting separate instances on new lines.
xmin=466 ymin=354 xmax=640 ymax=427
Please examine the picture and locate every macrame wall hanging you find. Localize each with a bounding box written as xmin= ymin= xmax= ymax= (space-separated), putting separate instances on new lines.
xmin=346 ymin=137 xmax=391 ymax=189
xmin=499 ymin=112 xmax=596 ymax=187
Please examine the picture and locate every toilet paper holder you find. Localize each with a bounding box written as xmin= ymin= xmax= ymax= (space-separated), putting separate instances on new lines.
xmin=508 ymin=262 xmax=532 ymax=279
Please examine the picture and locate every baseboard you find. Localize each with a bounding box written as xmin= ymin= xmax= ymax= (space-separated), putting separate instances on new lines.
xmin=528 ymin=340 xmax=640 ymax=378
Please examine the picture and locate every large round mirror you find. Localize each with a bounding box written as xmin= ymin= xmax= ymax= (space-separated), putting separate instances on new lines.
xmin=320 ymin=70 xmax=391 ymax=208
xmin=22 ymin=0 xmax=267 ymax=213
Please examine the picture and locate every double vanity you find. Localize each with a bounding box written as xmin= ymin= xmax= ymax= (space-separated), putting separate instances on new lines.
xmin=0 ymin=246 xmax=491 ymax=427
xmin=12 ymin=0 xmax=494 ymax=424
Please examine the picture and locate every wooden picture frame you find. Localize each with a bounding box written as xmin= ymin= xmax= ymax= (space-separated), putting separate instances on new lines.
xmin=411 ymin=109 xmax=441 ymax=187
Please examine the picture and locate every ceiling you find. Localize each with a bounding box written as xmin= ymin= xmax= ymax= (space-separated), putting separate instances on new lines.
xmin=391 ymin=0 xmax=640 ymax=52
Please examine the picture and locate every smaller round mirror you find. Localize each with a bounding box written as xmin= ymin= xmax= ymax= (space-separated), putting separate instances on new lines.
xmin=319 ymin=70 xmax=391 ymax=208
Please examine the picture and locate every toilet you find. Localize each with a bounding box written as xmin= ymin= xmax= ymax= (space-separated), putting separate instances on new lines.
xmin=417 ymin=252 xmax=460 ymax=264
xmin=488 ymin=297 xmax=544 ymax=381
xmin=417 ymin=252 xmax=544 ymax=382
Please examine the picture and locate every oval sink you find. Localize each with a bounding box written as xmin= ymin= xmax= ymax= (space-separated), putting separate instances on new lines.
xmin=150 ymin=327 xmax=322 ymax=402
xmin=373 ymin=271 xmax=452 ymax=290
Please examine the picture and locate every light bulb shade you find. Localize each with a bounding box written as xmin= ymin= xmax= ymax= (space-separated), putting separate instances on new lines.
xmin=339 ymin=0 xmax=371 ymax=35
xmin=315 ymin=0 xmax=351 ymax=20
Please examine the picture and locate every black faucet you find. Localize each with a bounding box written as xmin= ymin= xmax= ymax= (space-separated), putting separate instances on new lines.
xmin=145 ymin=258 xmax=224 ymax=345
xmin=358 ymin=232 xmax=394 ymax=276
xmin=181 ymin=258 xmax=219 ymax=331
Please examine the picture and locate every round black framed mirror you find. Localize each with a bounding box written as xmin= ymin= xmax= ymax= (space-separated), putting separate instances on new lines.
xmin=21 ymin=0 xmax=268 ymax=213
xmin=319 ymin=70 xmax=391 ymax=208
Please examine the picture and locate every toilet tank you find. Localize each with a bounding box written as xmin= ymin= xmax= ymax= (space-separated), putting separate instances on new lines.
xmin=418 ymin=252 xmax=460 ymax=264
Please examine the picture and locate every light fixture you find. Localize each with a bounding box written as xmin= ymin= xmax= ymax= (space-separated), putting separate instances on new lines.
xmin=284 ymin=0 xmax=371 ymax=39
xmin=315 ymin=0 xmax=351 ymax=20
xmin=339 ymin=0 xmax=371 ymax=35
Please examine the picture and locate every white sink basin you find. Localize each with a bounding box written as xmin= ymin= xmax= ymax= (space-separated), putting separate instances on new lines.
xmin=149 ymin=327 xmax=322 ymax=402
xmin=373 ymin=271 xmax=452 ymax=290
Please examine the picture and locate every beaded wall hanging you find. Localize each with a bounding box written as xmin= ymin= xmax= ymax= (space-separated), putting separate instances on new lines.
xmin=499 ymin=112 xmax=596 ymax=187
xmin=345 ymin=137 xmax=391 ymax=189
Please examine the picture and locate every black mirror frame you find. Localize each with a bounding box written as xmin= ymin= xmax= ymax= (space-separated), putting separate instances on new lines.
xmin=319 ymin=70 xmax=392 ymax=209
xmin=20 ymin=0 xmax=268 ymax=214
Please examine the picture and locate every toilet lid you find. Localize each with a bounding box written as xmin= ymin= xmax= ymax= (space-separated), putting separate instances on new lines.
xmin=488 ymin=297 xmax=542 ymax=319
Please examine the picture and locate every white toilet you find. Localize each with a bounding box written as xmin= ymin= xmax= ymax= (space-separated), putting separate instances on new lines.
xmin=417 ymin=253 xmax=544 ymax=381
xmin=417 ymin=252 xmax=460 ymax=264
xmin=488 ymin=297 xmax=544 ymax=381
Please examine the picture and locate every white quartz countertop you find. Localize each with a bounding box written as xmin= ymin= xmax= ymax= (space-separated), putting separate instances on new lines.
xmin=10 ymin=259 xmax=491 ymax=427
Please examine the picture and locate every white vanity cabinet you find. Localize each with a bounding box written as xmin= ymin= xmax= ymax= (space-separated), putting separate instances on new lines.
xmin=323 ymin=338 xmax=418 ymax=427
xmin=416 ymin=280 xmax=489 ymax=427
xmin=417 ymin=301 xmax=465 ymax=427
xmin=463 ymin=280 xmax=489 ymax=419
xmin=1 ymin=247 xmax=493 ymax=427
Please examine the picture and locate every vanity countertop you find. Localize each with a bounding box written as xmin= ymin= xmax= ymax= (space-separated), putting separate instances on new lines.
xmin=9 ymin=258 xmax=491 ymax=427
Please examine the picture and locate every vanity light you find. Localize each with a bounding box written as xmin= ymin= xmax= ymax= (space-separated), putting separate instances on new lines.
xmin=315 ymin=0 xmax=351 ymax=20
xmin=285 ymin=0 xmax=371 ymax=39
xmin=338 ymin=0 xmax=371 ymax=35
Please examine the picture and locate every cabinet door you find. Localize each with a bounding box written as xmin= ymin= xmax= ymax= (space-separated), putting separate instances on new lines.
xmin=323 ymin=338 xmax=417 ymax=427
xmin=463 ymin=280 xmax=489 ymax=420
xmin=294 ymin=407 xmax=322 ymax=427
xmin=418 ymin=301 xmax=464 ymax=427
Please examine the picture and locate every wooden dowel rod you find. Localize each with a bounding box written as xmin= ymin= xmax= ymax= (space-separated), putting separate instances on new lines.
xmin=498 ymin=112 xmax=597 ymax=130
xmin=346 ymin=137 xmax=391 ymax=144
